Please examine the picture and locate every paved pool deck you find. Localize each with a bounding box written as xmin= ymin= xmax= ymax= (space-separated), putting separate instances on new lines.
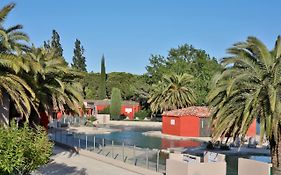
xmin=66 ymin=126 xmax=120 ymax=135
xmin=33 ymin=146 xmax=142 ymax=175
xmin=108 ymin=121 xmax=162 ymax=128
xmin=55 ymin=121 xmax=162 ymax=135
xmin=142 ymin=130 xmax=211 ymax=142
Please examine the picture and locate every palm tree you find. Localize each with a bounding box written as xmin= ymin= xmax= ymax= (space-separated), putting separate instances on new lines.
xmin=148 ymin=73 xmax=196 ymax=113
xmin=24 ymin=47 xmax=83 ymax=122
xmin=0 ymin=3 xmax=29 ymax=54
xmin=208 ymin=36 xmax=281 ymax=173
xmin=0 ymin=3 xmax=35 ymax=126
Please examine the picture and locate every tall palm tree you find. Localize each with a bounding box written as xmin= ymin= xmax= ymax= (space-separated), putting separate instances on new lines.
xmin=148 ymin=73 xmax=196 ymax=113
xmin=0 ymin=3 xmax=34 ymax=126
xmin=208 ymin=36 xmax=281 ymax=173
xmin=24 ymin=47 xmax=83 ymax=121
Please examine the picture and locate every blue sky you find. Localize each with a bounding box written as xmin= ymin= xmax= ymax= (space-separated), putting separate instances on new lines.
xmin=2 ymin=0 xmax=281 ymax=74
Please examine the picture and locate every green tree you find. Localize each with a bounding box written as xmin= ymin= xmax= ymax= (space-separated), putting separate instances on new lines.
xmin=146 ymin=44 xmax=222 ymax=105
xmin=207 ymin=36 xmax=281 ymax=173
xmin=0 ymin=3 xmax=35 ymax=126
xmin=110 ymin=87 xmax=122 ymax=120
xmin=82 ymin=72 xmax=100 ymax=99
xmin=98 ymin=55 xmax=107 ymax=99
xmin=106 ymin=72 xmax=136 ymax=100
xmin=43 ymin=30 xmax=68 ymax=65
xmin=51 ymin=30 xmax=63 ymax=57
xmin=148 ymin=73 xmax=196 ymax=113
xmin=71 ymin=39 xmax=87 ymax=72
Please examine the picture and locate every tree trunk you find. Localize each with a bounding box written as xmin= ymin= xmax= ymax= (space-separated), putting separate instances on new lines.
xmin=0 ymin=92 xmax=10 ymax=127
xmin=271 ymin=128 xmax=281 ymax=174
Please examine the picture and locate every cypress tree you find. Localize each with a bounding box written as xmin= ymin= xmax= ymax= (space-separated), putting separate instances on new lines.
xmin=71 ymin=39 xmax=87 ymax=72
xmin=98 ymin=55 xmax=107 ymax=99
xmin=51 ymin=30 xmax=63 ymax=57
xmin=110 ymin=87 xmax=122 ymax=120
xmin=43 ymin=30 xmax=68 ymax=65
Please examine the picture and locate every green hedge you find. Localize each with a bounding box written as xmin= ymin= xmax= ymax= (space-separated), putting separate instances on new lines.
xmin=134 ymin=109 xmax=150 ymax=120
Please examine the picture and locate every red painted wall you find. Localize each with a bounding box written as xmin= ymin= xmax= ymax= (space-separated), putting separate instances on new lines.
xmin=162 ymin=116 xmax=181 ymax=135
xmin=246 ymin=119 xmax=257 ymax=137
xmin=57 ymin=111 xmax=63 ymax=120
xmin=179 ymin=115 xmax=200 ymax=137
xmin=162 ymin=115 xmax=200 ymax=137
xmin=163 ymin=115 xmax=257 ymax=138
xmin=161 ymin=139 xmax=201 ymax=149
xmin=96 ymin=105 xmax=107 ymax=111
xmin=121 ymin=105 xmax=140 ymax=120
xmin=96 ymin=104 xmax=140 ymax=120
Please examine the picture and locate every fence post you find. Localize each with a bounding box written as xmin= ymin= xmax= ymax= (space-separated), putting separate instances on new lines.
xmin=156 ymin=150 xmax=160 ymax=172
xmin=122 ymin=142 xmax=125 ymax=162
xmin=60 ymin=129 xmax=62 ymax=143
xmin=133 ymin=145 xmax=136 ymax=166
xmin=72 ymin=132 xmax=74 ymax=147
xmin=111 ymin=140 xmax=114 ymax=158
xmin=78 ymin=134 xmax=81 ymax=148
xmin=52 ymin=128 xmax=56 ymax=141
xmin=93 ymin=136 xmax=96 ymax=150
xmin=102 ymin=138 xmax=105 ymax=148
xmin=85 ymin=135 xmax=88 ymax=150
xmin=146 ymin=148 xmax=149 ymax=169
xmin=66 ymin=132 xmax=68 ymax=145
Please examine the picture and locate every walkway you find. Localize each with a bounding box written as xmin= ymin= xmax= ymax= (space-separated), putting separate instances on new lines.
xmin=32 ymin=146 xmax=140 ymax=175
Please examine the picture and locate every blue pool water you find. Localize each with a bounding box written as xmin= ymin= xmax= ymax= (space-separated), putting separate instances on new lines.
xmin=92 ymin=125 xmax=271 ymax=175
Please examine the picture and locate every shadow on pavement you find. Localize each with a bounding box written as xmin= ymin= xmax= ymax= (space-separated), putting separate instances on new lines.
xmin=34 ymin=162 xmax=87 ymax=175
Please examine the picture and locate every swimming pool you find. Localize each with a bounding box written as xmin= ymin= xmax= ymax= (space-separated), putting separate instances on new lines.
xmin=92 ymin=125 xmax=271 ymax=175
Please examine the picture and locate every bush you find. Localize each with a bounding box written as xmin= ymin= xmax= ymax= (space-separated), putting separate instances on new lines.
xmin=85 ymin=116 xmax=97 ymax=127
xmin=88 ymin=116 xmax=97 ymax=122
xmin=98 ymin=106 xmax=110 ymax=114
xmin=134 ymin=109 xmax=150 ymax=120
xmin=119 ymin=114 xmax=127 ymax=120
xmin=0 ymin=122 xmax=53 ymax=175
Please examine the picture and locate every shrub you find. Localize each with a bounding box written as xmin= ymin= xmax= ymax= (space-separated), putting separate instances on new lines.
xmin=88 ymin=116 xmax=97 ymax=122
xmin=0 ymin=122 xmax=53 ymax=175
xmin=110 ymin=88 xmax=122 ymax=120
xmin=85 ymin=116 xmax=97 ymax=127
xmin=119 ymin=114 xmax=127 ymax=120
xmin=98 ymin=106 xmax=110 ymax=114
xmin=134 ymin=109 xmax=150 ymax=120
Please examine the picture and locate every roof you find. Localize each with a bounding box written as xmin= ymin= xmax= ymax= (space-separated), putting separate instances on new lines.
xmin=162 ymin=106 xmax=211 ymax=118
xmin=84 ymin=99 xmax=139 ymax=106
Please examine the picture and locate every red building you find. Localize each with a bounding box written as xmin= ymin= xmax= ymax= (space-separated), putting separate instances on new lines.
xmin=162 ymin=106 xmax=256 ymax=137
xmin=83 ymin=100 xmax=140 ymax=120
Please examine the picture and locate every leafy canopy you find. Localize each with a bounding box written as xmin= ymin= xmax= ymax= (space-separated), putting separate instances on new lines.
xmin=148 ymin=72 xmax=196 ymax=113
xmin=146 ymin=44 xmax=222 ymax=105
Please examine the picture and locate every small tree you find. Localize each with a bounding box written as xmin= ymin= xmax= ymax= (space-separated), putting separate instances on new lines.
xmin=110 ymin=88 xmax=122 ymax=120
xmin=0 ymin=122 xmax=53 ymax=174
